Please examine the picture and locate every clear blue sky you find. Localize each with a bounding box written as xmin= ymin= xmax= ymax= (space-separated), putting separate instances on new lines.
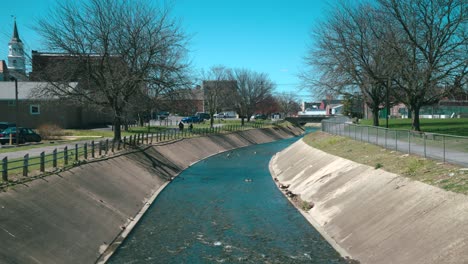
xmin=0 ymin=0 xmax=336 ymax=101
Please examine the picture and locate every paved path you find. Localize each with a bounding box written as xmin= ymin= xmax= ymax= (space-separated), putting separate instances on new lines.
xmin=325 ymin=121 xmax=468 ymax=167
xmin=0 ymin=138 xmax=107 ymax=160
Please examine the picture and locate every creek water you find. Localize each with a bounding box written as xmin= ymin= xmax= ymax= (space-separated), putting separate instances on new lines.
xmin=108 ymin=132 xmax=345 ymax=264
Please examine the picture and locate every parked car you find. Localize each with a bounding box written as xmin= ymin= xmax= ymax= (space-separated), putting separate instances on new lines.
xmin=0 ymin=127 xmax=42 ymax=145
xmin=195 ymin=112 xmax=210 ymax=121
xmin=181 ymin=116 xmax=202 ymax=123
xmin=0 ymin=122 xmax=16 ymax=132
xmin=252 ymin=114 xmax=268 ymax=120
xmin=156 ymin=111 xmax=170 ymax=120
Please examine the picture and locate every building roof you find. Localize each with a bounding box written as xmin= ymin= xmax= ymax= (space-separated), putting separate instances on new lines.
xmin=0 ymin=82 xmax=77 ymax=100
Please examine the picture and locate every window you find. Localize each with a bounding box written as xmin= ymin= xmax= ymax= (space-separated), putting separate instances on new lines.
xmin=30 ymin=105 xmax=40 ymax=115
xmin=7 ymin=100 xmax=15 ymax=106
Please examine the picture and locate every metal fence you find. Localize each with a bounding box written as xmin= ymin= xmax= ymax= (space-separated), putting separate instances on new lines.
xmin=322 ymin=119 xmax=468 ymax=167
xmin=1 ymin=121 xmax=272 ymax=183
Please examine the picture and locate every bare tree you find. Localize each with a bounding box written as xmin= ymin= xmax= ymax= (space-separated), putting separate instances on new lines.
xmin=302 ymin=1 xmax=397 ymax=126
xmin=230 ymin=68 xmax=275 ymax=125
xmin=275 ymin=92 xmax=301 ymax=118
xmin=378 ymin=0 xmax=468 ymax=130
xmin=201 ymin=66 xmax=236 ymax=128
xmin=34 ymin=0 xmax=190 ymax=140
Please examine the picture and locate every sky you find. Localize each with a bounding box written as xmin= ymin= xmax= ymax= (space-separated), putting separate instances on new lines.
xmin=0 ymin=0 xmax=337 ymax=102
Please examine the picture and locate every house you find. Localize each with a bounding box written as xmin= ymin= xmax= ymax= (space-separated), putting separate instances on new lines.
xmin=0 ymin=82 xmax=112 ymax=128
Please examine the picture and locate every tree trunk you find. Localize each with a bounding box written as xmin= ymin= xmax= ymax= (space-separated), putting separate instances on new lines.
xmin=210 ymin=117 xmax=214 ymax=128
xmin=241 ymin=117 xmax=245 ymax=126
xmin=372 ymin=108 xmax=380 ymax=127
xmin=114 ymin=116 xmax=122 ymax=141
xmin=411 ymin=107 xmax=421 ymax=131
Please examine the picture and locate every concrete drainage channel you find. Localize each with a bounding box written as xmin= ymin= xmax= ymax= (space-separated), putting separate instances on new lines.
xmin=270 ymin=139 xmax=468 ymax=264
xmin=0 ymin=126 xmax=304 ymax=264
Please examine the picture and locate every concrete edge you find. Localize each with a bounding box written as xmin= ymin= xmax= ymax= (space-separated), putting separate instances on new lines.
xmin=95 ymin=181 xmax=170 ymax=264
xmin=268 ymin=143 xmax=353 ymax=260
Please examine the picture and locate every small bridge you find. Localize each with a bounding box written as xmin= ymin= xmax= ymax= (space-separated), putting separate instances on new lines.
xmin=285 ymin=116 xmax=330 ymax=126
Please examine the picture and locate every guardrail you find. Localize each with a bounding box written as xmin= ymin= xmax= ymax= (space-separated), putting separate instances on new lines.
xmin=1 ymin=121 xmax=274 ymax=184
xmin=321 ymin=120 xmax=468 ymax=167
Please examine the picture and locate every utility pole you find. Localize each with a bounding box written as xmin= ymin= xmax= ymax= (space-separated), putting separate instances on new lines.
xmin=10 ymin=77 xmax=19 ymax=146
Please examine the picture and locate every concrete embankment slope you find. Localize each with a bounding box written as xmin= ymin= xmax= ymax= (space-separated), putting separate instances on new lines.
xmin=0 ymin=126 xmax=302 ymax=264
xmin=270 ymin=139 xmax=468 ymax=264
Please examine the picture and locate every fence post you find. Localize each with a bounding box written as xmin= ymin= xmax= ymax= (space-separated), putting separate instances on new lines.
xmin=84 ymin=143 xmax=88 ymax=159
xmin=75 ymin=144 xmax=79 ymax=161
xmin=367 ymin=127 xmax=369 ymax=143
xmin=99 ymin=141 xmax=102 ymax=156
xmin=123 ymin=136 xmax=126 ymax=149
xmin=360 ymin=126 xmax=363 ymax=141
xmin=2 ymin=157 xmax=8 ymax=182
xmin=151 ymin=133 xmax=154 ymax=144
xmin=111 ymin=139 xmax=115 ymax=153
xmin=385 ymin=129 xmax=387 ymax=148
xmin=443 ymin=135 xmax=446 ymax=163
xmin=53 ymin=149 xmax=57 ymax=167
xmin=105 ymin=139 xmax=109 ymax=154
xmin=376 ymin=128 xmax=379 ymax=146
xmin=408 ymin=131 xmax=411 ymax=154
xmin=424 ymin=134 xmax=427 ymax=158
xmin=23 ymin=154 xmax=29 ymax=177
xmin=64 ymin=146 xmax=68 ymax=166
xmin=395 ymin=131 xmax=398 ymax=151
xmin=117 ymin=139 xmax=121 ymax=151
xmin=40 ymin=152 xmax=45 ymax=172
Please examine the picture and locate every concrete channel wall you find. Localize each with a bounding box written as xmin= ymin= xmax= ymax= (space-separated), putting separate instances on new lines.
xmin=0 ymin=126 xmax=303 ymax=264
xmin=270 ymin=139 xmax=468 ymax=264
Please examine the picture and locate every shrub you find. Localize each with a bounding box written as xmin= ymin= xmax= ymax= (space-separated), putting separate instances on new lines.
xmin=36 ymin=124 xmax=69 ymax=139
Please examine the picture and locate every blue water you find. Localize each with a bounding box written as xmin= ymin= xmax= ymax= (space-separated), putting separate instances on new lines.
xmin=109 ymin=132 xmax=345 ymax=263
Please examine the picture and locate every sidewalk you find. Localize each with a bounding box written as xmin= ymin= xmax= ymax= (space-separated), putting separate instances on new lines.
xmin=0 ymin=138 xmax=105 ymax=160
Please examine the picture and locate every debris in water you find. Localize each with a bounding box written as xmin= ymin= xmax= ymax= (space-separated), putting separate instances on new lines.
xmin=213 ymin=241 xmax=222 ymax=246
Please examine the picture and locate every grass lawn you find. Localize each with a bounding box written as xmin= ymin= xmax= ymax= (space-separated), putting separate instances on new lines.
xmin=303 ymin=131 xmax=468 ymax=195
xmin=360 ymin=118 xmax=468 ymax=136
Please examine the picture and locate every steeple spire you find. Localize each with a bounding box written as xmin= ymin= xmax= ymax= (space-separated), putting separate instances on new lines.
xmin=8 ymin=17 xmax=26 ymax=77
xmin=11 ymin=18 xmax=22 ymax=43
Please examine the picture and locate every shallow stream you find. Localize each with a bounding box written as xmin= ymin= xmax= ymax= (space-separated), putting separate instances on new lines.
xmin=109 ymin=132 xmax=345 ymax=263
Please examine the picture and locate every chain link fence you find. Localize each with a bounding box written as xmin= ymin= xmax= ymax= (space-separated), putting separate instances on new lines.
xmin=322 ymin=119 xmax=468 ymax=167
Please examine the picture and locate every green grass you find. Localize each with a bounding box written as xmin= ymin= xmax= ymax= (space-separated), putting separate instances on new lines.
xmin=360 ymin=118 xmax=468 ymax=136
xmin=303 ymin=131 xmax=468 ymax=195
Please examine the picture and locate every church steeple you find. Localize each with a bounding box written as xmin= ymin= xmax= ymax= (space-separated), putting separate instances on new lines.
xmin=11 ymin=20 xmax=22 ymax=43
xmin=8 ymin=18 xmax=26 ymax=76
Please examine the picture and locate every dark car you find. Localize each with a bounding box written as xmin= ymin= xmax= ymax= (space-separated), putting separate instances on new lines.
xmin=0 ymin=122 xmax=16 ymax=132
xmin=156 ymin=111 xmax=170 ymax=120
xmin=181 ymin=116 xmax=202 ymax=123
xmin=195 ymin=112 xmax=210 ymax=121
xmin=254 ymin=114 xmax=268 ymax=120
xmin=0 ymin=127 xmax=42 ymax=145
